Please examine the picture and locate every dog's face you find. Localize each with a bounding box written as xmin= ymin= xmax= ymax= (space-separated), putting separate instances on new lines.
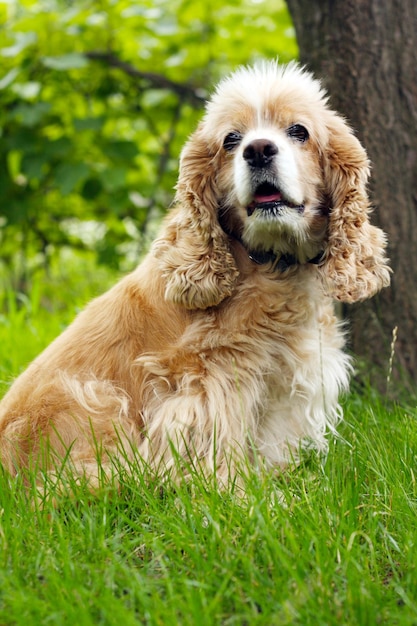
xmin=203 ymin=62 xmax=331 ymax=261
xmin=168 ymin=61 xmax=390 ymax=309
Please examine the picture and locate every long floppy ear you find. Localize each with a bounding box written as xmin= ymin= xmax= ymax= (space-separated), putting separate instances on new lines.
xmin=318 ymin=115 xmax=391 ymax=303
xmin=155 ymin=124 xmax=239 ymax=310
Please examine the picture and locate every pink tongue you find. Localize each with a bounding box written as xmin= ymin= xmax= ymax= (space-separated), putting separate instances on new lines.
xmin=254 ymin=191 xmax=282 ymax=203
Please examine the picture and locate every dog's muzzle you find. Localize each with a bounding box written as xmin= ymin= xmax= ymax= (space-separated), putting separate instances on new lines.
xmin=243 ymin=139 xmax=304 ymax=216
xmin=247 ymin=181 xmax=304 ymax=216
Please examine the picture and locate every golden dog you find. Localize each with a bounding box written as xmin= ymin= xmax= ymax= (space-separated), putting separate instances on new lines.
xmin=0 ymin=61 xmax=390 ymax=487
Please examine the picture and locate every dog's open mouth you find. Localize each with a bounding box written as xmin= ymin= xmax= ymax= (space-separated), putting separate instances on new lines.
xmin=247 ymin=182 xmax=304 ymax=216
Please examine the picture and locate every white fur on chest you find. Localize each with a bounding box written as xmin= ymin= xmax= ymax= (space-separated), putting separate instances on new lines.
xmin=256 ymin=306 xmax=350 ymax=467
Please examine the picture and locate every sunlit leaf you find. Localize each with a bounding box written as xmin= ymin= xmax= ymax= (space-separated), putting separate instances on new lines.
xmin=42 ymin=53 xmax=89 ymax=70
xmin=11 ymin=82 xmax=41 ymax=99
xmin=1 ymin=32 xmax=37 ymax=58
xmin=0 ymin=68 xmax=19 ymax=90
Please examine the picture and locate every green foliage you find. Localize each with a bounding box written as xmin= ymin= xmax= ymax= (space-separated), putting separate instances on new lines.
xmin=0 ymin=254 xmax=120 ymax=390
xmin=0 ymin=0 xmax=297 ymax=284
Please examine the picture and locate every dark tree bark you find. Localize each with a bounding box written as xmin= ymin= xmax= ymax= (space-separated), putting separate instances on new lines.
xmin=286 ymin=0 xmax=417 ymax=389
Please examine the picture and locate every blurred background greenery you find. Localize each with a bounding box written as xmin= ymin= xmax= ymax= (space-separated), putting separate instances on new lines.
xmin=0 ymin=0 xmax=297 ymax=290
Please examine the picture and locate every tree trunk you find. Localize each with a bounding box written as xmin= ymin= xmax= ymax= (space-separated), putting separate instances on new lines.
xmin=286 ymin=0 xmax=417 ymax=389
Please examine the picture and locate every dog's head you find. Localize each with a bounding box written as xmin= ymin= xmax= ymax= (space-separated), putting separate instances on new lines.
xmin=160 ymin=61 xmax=390 ymax=309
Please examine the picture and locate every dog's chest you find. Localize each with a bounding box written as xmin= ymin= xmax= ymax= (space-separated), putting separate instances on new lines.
xmin=178 ymin=275 xmax=336 ymax=377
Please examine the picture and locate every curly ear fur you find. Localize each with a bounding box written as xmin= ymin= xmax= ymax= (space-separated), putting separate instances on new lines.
xmin=155 ymin=125 xmax=239 ymax=310
xmin=319 ymin=115 xmax=391 ymax=303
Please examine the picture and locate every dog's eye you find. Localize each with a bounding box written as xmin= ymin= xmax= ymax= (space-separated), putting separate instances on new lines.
xmin=287 ymin=124 xmax=309 ymax=143
xmin=223 ymin=131 xmax=243 ymax=152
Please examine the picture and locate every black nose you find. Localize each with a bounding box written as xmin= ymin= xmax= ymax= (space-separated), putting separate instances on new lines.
xmin=243 ymin=139 xmax=278 ymax=168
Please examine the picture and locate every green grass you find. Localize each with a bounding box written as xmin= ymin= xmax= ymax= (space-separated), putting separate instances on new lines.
xmin=0 ymin=255 xmax=119 ymax=395
xmin=0 ymin=267 xmax=417 ymax=625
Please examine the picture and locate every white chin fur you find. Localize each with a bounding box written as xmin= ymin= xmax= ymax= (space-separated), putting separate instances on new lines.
xmin=242 ymin=208 xmax=308 ymax=253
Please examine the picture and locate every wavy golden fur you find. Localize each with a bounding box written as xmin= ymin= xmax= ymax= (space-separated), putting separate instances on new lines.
xmin=0 ymin=61 xmax=390 ymax=487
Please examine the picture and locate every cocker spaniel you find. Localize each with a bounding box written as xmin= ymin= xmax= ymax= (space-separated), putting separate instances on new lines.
xmin=0 ymin=61 xmax=390 ymax=487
